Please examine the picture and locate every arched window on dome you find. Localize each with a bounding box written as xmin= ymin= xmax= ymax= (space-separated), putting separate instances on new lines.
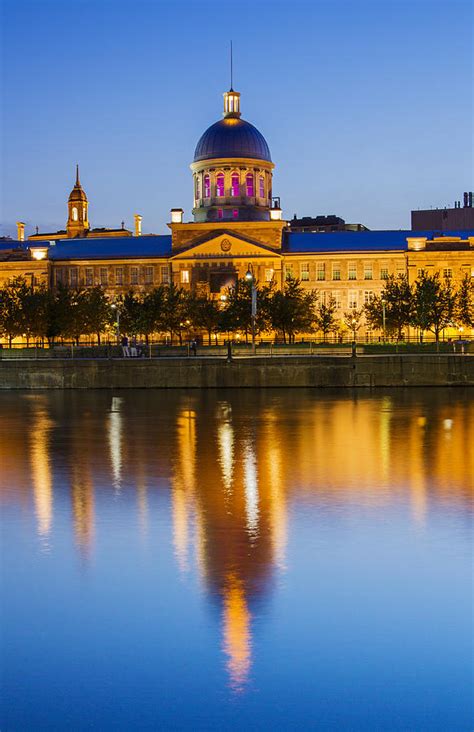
xmin=72 ymin=207 xmax=78 ymax=221
xmin=231 ymin=173 xmax=240 ymax=197
xmin=246 ymin=173 xmax=254 ymax=197
xmin=259 ymin=176 xmax=265 ymax=199
xmin=216 ymin=173 xmax=225 ymax=198
xmin=204 ymin=174 xmax=211 ymax=198
xmin=195 ymin=176 xmax=201 ymax=200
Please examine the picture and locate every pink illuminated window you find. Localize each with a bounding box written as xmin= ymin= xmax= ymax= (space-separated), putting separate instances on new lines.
xmin=231 ymin=173 xmax=239 ymax=197
xmin=217 ymin=208 xmax=223 ymax=219
xmin=216 ymin=173 xmax=225 ymax=197
xmin=204 ymin=174 xmax=210 ymax=198
xmin=233 ymin=209 xmax=238 ymax=219
xmin=259 ymin=176 xmax=265 ymax=198
xmin=246 ymin=173 xmax=254 ymax=197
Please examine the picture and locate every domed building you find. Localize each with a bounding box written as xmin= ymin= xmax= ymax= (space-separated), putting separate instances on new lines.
xmin=191 ymin=89 xmax=275 ymax=223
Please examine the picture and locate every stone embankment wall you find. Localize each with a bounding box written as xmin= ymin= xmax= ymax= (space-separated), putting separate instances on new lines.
xmin=0 ymin=356 xmax=473 ymax=389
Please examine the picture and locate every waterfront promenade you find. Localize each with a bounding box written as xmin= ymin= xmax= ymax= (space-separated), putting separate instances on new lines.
xmin=1 ymin=353 xmax=473 ymax=389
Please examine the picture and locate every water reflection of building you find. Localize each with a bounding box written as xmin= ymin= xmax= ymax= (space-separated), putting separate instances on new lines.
xmin=2 ymin=390 xmax=473 ymax=687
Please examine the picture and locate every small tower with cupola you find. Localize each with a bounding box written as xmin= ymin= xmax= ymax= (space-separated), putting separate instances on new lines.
xmin=66 ymin=165 xmax=90 ymax=238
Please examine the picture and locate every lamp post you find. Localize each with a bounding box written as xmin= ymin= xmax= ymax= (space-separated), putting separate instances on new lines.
xmin=111 ymin=303 xmax=120 ymax=344
xmin=245 ymin=264 xmax=257 ymax=355
xmin=381 ymin=298 xmax=387 ymax=343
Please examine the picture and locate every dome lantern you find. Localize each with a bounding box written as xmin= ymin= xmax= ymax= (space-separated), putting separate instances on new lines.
xmin=223 ymin=88 xmax=241 ymax=118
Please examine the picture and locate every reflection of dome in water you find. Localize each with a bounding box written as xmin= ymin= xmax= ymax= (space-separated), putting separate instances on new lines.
xmin=194 ymin=117 xmax=272 ymax=162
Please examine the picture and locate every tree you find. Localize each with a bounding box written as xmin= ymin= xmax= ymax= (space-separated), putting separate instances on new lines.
xmin=411 ymin=271 xmax=455 ymax=343
xmin=455 ymin=273 xmax=474 ymax=331
xmin=0 ymin=277 xmax=30 ymax=346
xmin=343 ymin=308 xmax=364 ymax=341
xmin=269 ymin=276 xmax=317 ymax=343
xmin=314 ymin=297 xmax=338 ymax=342
xmin=139 ymin=287 xmax=166 ymax=343
xmin=189 ymin=293 xmax=221 ymax=344
xmin=161 ymin=284 xmax=190 ymax=344
xmin=81 ymin=287 xmax=110 ymax=344
xmin=364 ymin=275 xmax=413 ymax=340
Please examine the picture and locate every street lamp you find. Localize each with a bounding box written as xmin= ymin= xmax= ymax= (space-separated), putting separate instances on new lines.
xmin=381 ymin=298 xmax=387 ymax=343
xmin=111 ymin=303 xmax=120 ymax=344
xmin=245 ymin=264 xmax=257 ymax=355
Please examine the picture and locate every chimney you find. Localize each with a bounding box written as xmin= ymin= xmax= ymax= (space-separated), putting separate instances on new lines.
xmin=16 ymin=221 xmax=25 ymax=241
xmin=134 ymin=214 xmax=142 ymax=237
xmin=469 ymin=192 xmax=473 ymax=208
xmin=463 ymin=192 xmax=468 ymax=207
xmin=170 ymin=208 xmax=184 ymax=224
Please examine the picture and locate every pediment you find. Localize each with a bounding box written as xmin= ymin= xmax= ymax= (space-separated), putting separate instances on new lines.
xmin=171 ymin=231 xmax=282 ymax=260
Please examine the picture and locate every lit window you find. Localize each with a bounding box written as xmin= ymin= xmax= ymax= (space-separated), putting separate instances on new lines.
xmin=332 ymin=291 xmax=342 ymax=309
xmin=265 ymin=268 xmax=274 ymax=282
xmin=231 ymin=173 xmax=240 ymax=197
xmin=144 ymin=266 xmax=153 ymax=285
xmin=72 ymin=207 xmax=78 ymax=221
xmin=246 ymin=173 xmax=254 ymax=197
xmin=100 ymin=267 xmax=108 ymax=285
xmin=300 ymin=262 xmax=310 ymax=281
xmin=69 ymin=268 xmax=78 ymax=288
xmin=217 ymin=208 xmax=223 ymax=219
xmin=317 ymin=263 xmax=325 ymax=281
xmin=130 ymin=267 xmax=139 ymax=285
xmin=443 ymin=268 xmax=452 ymax=278
xmin=161 ymin=265 xmax=169 ymax=284
xmin=364 ymin=263 xmax=373 ymax=280
xmin=216 ymin=173 xmax=225 ymax=197
xmin=417 ymin=268 xmax=424 ymax=278
xmin=115 ymin=267 xmax=123 ymax=285
xmin=82 ymin=206 xmax=86 ymax=220
xmin=332 ymin=264 xmax=341 ymax=281
xmin=181 ymin=270 xmax=190 ymax=284
xmin=348 ymin=290 xmax=358 ymax=309
xmin=195 ymin=176 xmax=201 ymax=200
xmin=380 ymin=267 xmax=389 ymax=280
xmin=85 ymin=268 xmax=93 ymax=287
xmin=259 ymin=176 xmax=265 ymax=198
xmin=285 ymin=265 xmax=294 ymax=280
xmin=204 ymin=174 xmax=211 ymax=198
xmin=232 ymin=209 xmax=238 ymax=219
xmin=348 ymin=263 xmax=357 ymax=280
xmin=364 ymin=290 xmax=374 ymax=304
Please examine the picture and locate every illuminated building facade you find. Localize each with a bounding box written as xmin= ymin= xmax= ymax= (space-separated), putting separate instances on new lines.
xmin=1 ymin=85 xmax=473 ymax=338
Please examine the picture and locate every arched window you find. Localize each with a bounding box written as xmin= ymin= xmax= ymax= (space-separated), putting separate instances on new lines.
xmin=82 ymin=206 xmax=87 ymax=220
xmin=72 ymin=207 xmax=78 ymax=221
xmin=259 ymin=176 xmax=265 ymax=198
xmin=216 ymin=173 xmax=225 ymax=197
xmin=231 ymin=172 xmax=240 ymax=197
xmin=246 ymin=173 xmax=254 ymax=197
xmin=204 ymin=174 xmax=211 ymax=198
xmin=195 ymin=176 xmax=201 ymax=200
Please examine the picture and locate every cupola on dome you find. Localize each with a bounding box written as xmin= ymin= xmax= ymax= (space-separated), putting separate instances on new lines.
xmin=193 ymin=89 xmax=272 ymax=163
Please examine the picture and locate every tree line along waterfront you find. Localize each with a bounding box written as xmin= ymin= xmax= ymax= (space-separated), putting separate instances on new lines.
xmin=0 ymin=271 xmax=473 ymax=348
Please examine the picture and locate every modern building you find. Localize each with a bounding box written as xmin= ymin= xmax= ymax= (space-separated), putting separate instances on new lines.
xmin=1 ymin=86 xmax=474 ymax=339
xmin=289 ymin=215 xmax=369 ymax=232
xmin=411 ymin=192 xmax=474 ymax=231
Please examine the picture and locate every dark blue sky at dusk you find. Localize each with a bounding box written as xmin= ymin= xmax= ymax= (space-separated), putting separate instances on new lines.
xmin=1 ymin=0 xmax=472 ymax=237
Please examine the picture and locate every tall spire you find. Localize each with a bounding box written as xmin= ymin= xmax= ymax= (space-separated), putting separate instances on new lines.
xmin=230 ymin=40 xmax=233 ymax=91
xmin=75 ymin=164 xmax=80 ymax=187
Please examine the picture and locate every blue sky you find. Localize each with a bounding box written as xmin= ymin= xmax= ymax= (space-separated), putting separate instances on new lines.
xmin=1 ymin=0 xmax=472 ymax=237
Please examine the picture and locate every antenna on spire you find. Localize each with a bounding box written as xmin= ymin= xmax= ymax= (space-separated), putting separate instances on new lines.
xmin=230 ymin=40 xmax=233 ymax=91
xmin=76 ymin=164 xmax=80 ymax=186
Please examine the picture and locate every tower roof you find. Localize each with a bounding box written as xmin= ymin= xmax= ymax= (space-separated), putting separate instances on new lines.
xmin=68 ymin=164 xmax=88 ymax=202
xmin=193 ymin=90 xmax=272 ymax=163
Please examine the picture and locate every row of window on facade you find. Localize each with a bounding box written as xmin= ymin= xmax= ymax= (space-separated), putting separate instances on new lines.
xmin=195 ymin=172 xmax=267 ymax=200
xmin=285 ymin=262 xmax=397 ymax=282
xmin=55 ymin=265 xmax=170 ymax=287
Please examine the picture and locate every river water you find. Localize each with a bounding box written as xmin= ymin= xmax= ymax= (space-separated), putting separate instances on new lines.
xmin=1 ymin=388 xmax=472 ymax=730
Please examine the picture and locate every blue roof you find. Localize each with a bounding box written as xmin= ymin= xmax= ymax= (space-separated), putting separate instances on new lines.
xmin=47 ymin=235 xmax=172 ymax=260
xmin=194 ymin=117 xmax=272 ymax=162
xmin=284 ymin=229 xmax=474 ymax=253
